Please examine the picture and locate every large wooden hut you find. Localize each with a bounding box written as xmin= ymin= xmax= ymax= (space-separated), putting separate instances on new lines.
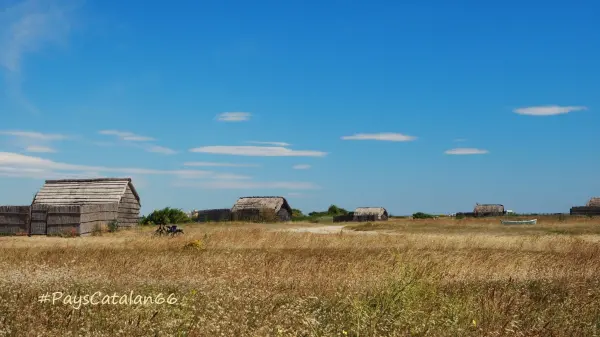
xmin=473 ymin=203 xmax=505 ymax=217
xmin=231 ymin=196 xmax=292 ymax=222
xmin=30 ymin=178 xmax=141 ymax=235
xmin=353 ymin=207 xmax=389 ymax=222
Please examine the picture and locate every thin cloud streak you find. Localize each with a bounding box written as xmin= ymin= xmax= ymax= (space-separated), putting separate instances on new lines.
xmin=293 ymin=164 xmax=311 ymax=170
xmin=174 ymin=180 xmax=320 ymax=190
xmin=247 ymin=141 xmax=291 ymax=147
xmin=341 ymin=133 xmax=417 ymax=142
xmin=184 ymin=162 xmax=260 ymax=168
xmin=0 ymin=130 xmax=68 ymax=140
xmin=25 ymin=145 xmax=56 ymax=153
xmin=147 ymin=145 xmax=177 ymax=155
xmin=0 ymin=152 xmax=237 ymax=179
xmin=514 ymin=105 xmax=587 ymax=116
xmin=98 ymin=130 xmax=155 ymax=142
xmin=444 ymin=148 xmax=489 ymax=155
xmin=216 ymin=112 xmax=251 ymax=122
xmin=190 ymin=145 xmax=327 ymax=157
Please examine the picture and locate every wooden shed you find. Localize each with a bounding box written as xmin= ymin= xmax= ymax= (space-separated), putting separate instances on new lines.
xmin=0 ymin=206 xmax=30 ymax=235
xmin=231 ymin=196 xmax=292 ymax=222
xmin=473 ymin=203 xmax=505 ymax=217
xmin=353 ymin=207 xmax=389 ymax=222
xmin=570 ymin=197 xmax=600 ymax=216
xmin=31 ymin=178 xmax=141 ymax=235
xmin=196 ymin=209 xmax=232 ymax=222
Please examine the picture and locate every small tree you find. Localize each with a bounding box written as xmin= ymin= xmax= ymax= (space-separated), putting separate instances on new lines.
xmin=141 ymin=207 xmax=190 ymax=225
xmin=292 ymin=208 xmax=304 ymax=218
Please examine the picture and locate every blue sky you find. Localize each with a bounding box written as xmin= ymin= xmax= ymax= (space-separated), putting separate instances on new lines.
xmin=1 ymin=0 xmax=598 ymax=215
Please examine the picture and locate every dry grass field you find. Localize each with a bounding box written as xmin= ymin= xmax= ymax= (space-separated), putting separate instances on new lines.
xmin=1 ymin=216 xmax=600 ymax=336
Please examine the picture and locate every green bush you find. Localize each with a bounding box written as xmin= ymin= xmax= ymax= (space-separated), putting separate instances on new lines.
xmin=455 ymin=213 xmax=466 ymax=220
xmin=140 ymin=207 xmax=191 ymax=225
xmin=412 ymin=212 xmax=435 ymax=219
xmin=108 ymin=220 xmax=119 ymax=233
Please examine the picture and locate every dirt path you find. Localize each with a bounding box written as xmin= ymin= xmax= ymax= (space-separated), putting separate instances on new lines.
xmin=273 ymin=225 xmax=380 ymax=235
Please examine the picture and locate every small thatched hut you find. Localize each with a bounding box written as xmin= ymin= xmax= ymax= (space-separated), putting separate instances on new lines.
xmin=570 ymin=197 xmax=600 ymax=216
xmin=473 ymin=203 xmax=505 ymax=217
xmin=231 ymin=196 xmax=292 ymax=222
xmin=31 ymin=178 xmax=141 ymax=235
xmin=587 ymin=198 xmax=600 ymax=207
xmin=353 ymin=207 xmax=389 ymax=222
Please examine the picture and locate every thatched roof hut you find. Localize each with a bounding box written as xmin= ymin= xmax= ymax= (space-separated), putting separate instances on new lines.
xmin=31 ymin=178 xmax=141 ymax=235
xmin=231 ymin=196 xmax=292 ymax=222
xmin=473 ymin=203 xmax=505 ymax=216
xmin=353 ymin=207 xmax=389 ymax=222
xmin=587 ymin=197 xmax=600 ymax=207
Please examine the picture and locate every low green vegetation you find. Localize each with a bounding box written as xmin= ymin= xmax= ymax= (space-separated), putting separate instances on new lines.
xmin=292 ymin=204 xmax=349 ymax=223
xmin=412 ymin=212 xmax=437 ymax=219
xmin=139 ymin=207 xmax=191 ymax=225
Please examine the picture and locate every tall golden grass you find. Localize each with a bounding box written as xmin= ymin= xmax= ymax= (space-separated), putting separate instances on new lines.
xmin=0 ymin=218 xmax=599 ymax=336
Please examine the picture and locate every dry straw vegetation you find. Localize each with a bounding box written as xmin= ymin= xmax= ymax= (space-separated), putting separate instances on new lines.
xmin=1 ymin=216 xmax=600 ymax=336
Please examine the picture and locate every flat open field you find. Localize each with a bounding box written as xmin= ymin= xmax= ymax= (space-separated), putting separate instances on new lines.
xmin=1 ymin=216 xmax=600 ymax=336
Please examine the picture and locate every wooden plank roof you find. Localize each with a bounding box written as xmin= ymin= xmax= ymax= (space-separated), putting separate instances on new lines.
xmin=32 ymin=178 xmax=140 ymax=206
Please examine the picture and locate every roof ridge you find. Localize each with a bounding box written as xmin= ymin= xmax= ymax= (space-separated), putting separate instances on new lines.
xmin=45 ymin=178 xmax=132 ymax=183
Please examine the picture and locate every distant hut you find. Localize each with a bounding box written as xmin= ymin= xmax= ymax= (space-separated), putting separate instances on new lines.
xmin=231 ymin=196 xmax=292 ymax=222
xmin=30 ymin=178 xmax=141 ymax=235
xmin=473 ymin=203 xmax=505 ymax=217
xmin=353 ymin=207 xmax=389 ymax=222
xmin=571 ymin=197 xmax=600 ymax=216
xmin=587 ymin=198 xmax=600 ymax=207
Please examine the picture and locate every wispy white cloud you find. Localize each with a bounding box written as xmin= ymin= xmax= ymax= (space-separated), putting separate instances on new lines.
xmin=513 ymin=105 xmax=587 ymax=116
xmin=147 ymin=145 xmax=177 ymax=155
xmin=190 ymin=145 xmax=327 ymax=157
xmin=183 ymin=162 xmax=260 ymax=168
xmin=0 ymin=130 xmax=67 ymax=152
xmin=341 ymin=133 xmax=417 ymax=142
xmin=292 ymin=164 xmax=311 ymax=170
xmin=444 ymin=148 xmax=489 ymax=155
xmin=98 ymin=130 xmax=155 ymax=142
xmin=247 ymin=141 xmax=291 ymax=147
xmin=0 ymin=152 xmax=236 ymax=179
xmin=25 ymin=145 xmax=56 ymax=153
xmin=0 ymin=130 xmax=68 ymax=140
xmin=0 ymin=0 xmax=78 ymax=113
xmin=215 ymin=112 xmax=251 ymax=122
xmin=174 ymin=180 xmax=320 ymax=190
